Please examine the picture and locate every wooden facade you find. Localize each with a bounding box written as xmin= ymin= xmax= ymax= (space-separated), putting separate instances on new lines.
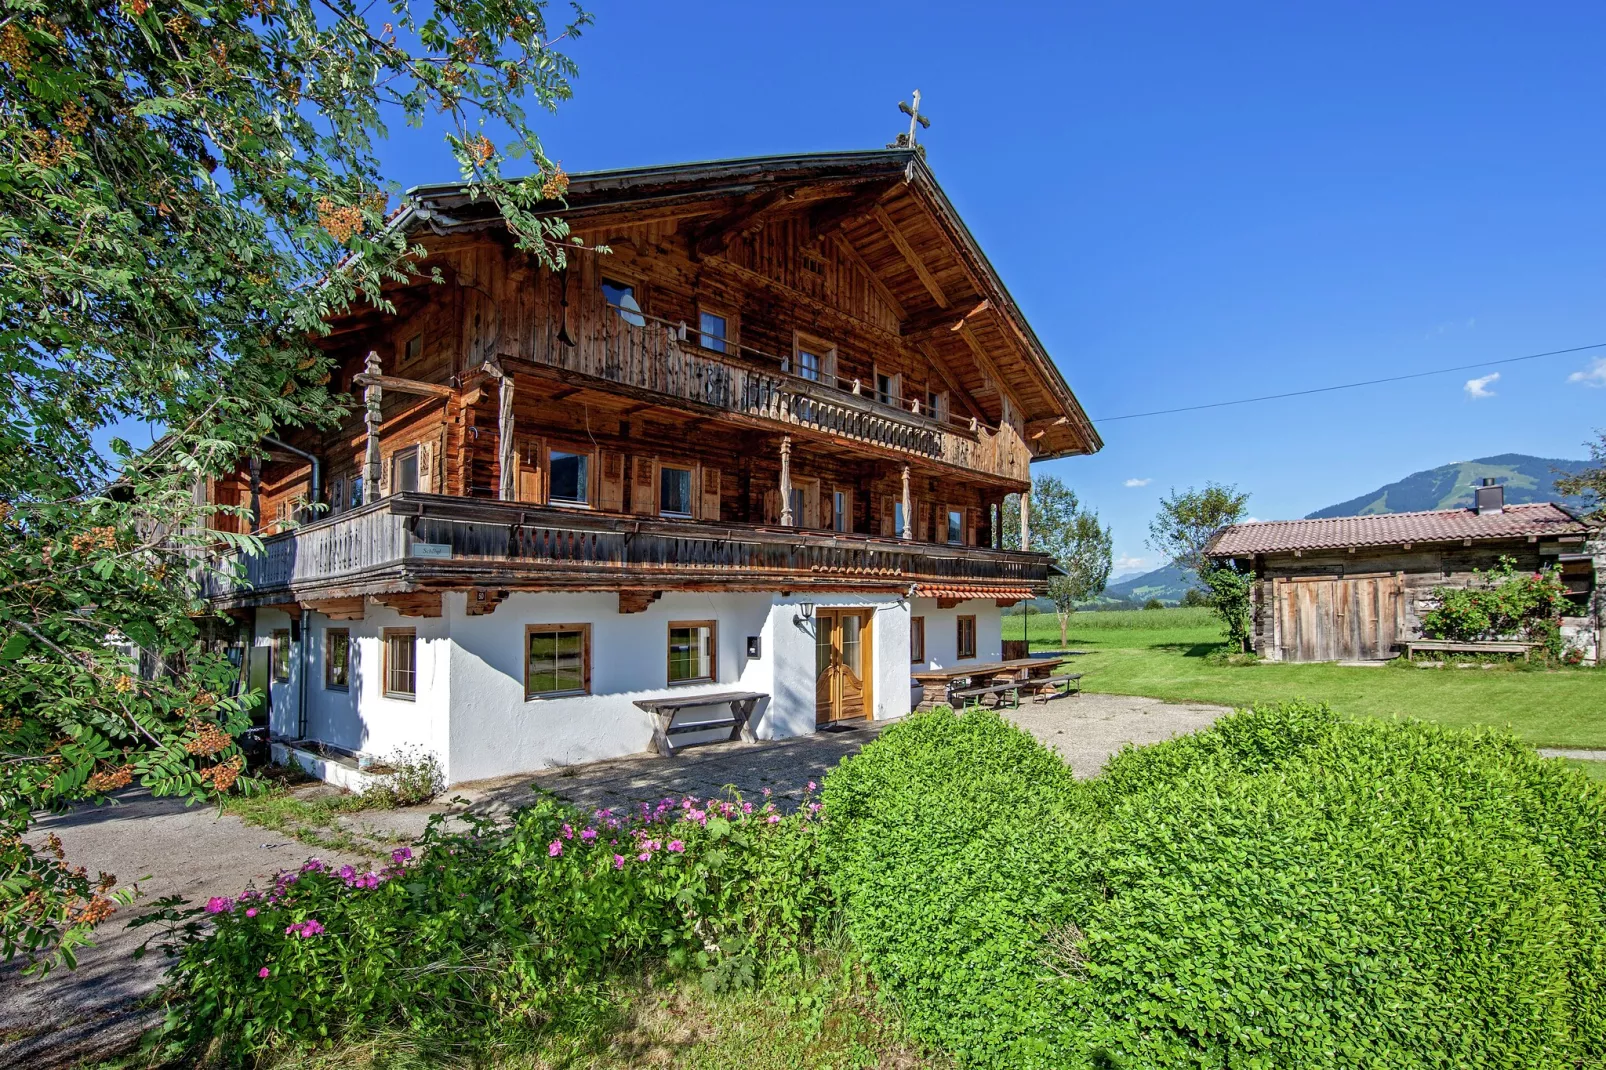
xmin=204 ymin=151 xmax=1099 ymax=611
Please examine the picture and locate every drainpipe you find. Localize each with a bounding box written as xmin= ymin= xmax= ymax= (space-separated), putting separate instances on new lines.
xmin=262 ymin=435 xmax=321 ymax=515
xmin=297 ymin=606 xmax=311 ymax=742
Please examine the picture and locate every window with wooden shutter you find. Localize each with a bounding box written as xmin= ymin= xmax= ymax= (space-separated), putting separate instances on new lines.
xmin=417 ymin=442 xmax=434 ymax=493
xmin=762 ymin=488 xmax=780 ymax=525
xmin=881 ymin=496 xmax=895 ymax=537
xmin=966 ymin=506 xmax=978 ymax=547
xmin=918 ymin=501 xmax=932 ymax=543
xmin=516 ymin=437 xmax=544 ymax=503
xmin=600 ymin=451 xmax=625 ymax=512
xmin=630 ymin=456 xmax=655 ymax=516
xmin=700 ymin=466 xmax=721 ymax=521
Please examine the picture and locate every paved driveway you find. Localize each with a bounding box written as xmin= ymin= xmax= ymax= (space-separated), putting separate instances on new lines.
xmin=1 ymin=693 xmax=1229 ymax=1069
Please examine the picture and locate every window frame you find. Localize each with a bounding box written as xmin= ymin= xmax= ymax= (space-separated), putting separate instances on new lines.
xmin=873 ymin=367 xmax=901 ymax=408
xmin=349 ymin=474 xmax=364 ymax=509
xmin=391 ymin=445 xmax=420 ymax=495
xmin=925 ymin=388 xmax=949 ymax=422
xmin=790 ymin=331 xmax=835 ymax=384
xmin=382 ymin=627 xmax=417 ymax=700
xmin=324 ymin=628 xmax=350 ymax=691
xmin=601 ymin=275 xmax=646 ymax=327
xmin=947 ymin=507 xmax=965 ymax=546
xmin=271 ymin=628 xmax=291 ymax=683
xmin=401 ymin=332 xmax=423 ymax=367
xmin=832 ymin=488 xmax=848 ymax=533
xmin=956 ymin=615 xmax=977 ymax=660
xmin=658 ymin=463 xmax=695 ymax=518
xmin=328 ymin=476 xmax=345 ymax=517
xmin=696 ymin=303 xmax=736 ymax=355
xmin=910 ymin=616 xmax=926 ymax=664
xmin=666 ymin=620 xmax=717 ymax=686
xmin=524 ymin=623 xmax=592 ymax=700
xmin=546 ymin=444 xmax=594 ymax=508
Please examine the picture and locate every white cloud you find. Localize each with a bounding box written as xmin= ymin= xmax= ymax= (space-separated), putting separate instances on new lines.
xmin=1114 ymin=555 xmax=1147 ymax=572
xmin=1243 ymin=517 xmax=1263 ymax=524
xmin=1464 ymin=373 xmax=1499 ymax=399
xmin=1123 ymin=477 xmax=1152 ymax=488
xmin=1568 ymin=357 xmax=1606 ymax=387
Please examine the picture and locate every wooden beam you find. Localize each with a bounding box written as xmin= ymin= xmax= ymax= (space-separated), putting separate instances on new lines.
xmin=693 ymin=188 xmax=797 ymax=257
xmin=464 ymin=588 xmax=508 ymax=616
xmin=618 ymin=590 xmax=662 ymax=614
xmin=957 ymin=322 xmax=1006 ymax=395
xmin=304 ymin=596 xmax=366 ymax=621
xmin=1026 ymin=416 xmax=1069 ymax=441
xmin=833 ymin=233 xmax=907 ymax=321
xmin=872 ymin=205 xmax=949 ymax=309
xmin=373 ymin=591 xmax=443 ymax=618
xmin=808 ymin=181 xmax=901 ymax=238
xmin=351 ymin=373 xmax=454 ymax=399
xmin=911 ymin=341 xmax=987 ymax=423
xmin=901 ymin=299 xmax=991 ymax=339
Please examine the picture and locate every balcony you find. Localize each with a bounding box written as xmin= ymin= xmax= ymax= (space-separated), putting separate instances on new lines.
xmin=198 ymin=494 xmax=1053 ymax=608
xmin=505 ymin=309 xmax=1033 ymax=484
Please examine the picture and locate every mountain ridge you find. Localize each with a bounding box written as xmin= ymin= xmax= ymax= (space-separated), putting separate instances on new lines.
xmin=1304 ymin=453 xmax=1589 ymax=519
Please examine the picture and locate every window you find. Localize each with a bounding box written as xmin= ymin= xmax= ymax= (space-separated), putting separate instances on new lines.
xmin=402 ymin=333 xmax=423 ymax=366
xmin=668 ymin=621 xmax=716 ymax=684
xmin=526 ymin=624 xmax=590 ymax=698
xmin=392 ymin=447 xmax=419 ymax=494
xmin=349 ymin=475 xmax=364 ymax=508
xmin=789 ymin=487 xmax=805 ymax=527
xmin=271 ymin=629 xmax=291 ymax=682
xmin=796 ymin=347 xmax=822 ymax=382
xmin=660 ymin=465 xmax=693 ymax=517
xmin=948 ymin=509 xmax=964 ymax=545
xmin=894 ymin=501 xmax=907 ymax=538
xmin=956 ymin=616 xmax=977 ymax=660
xmin=926 ymin=389 xmax=948 ymax=422
xmin=875 ymin=371 xmax=899 ymax=406
xmin=910 ymin=616 xmax=926 ymax=663
xmin=601 ymin=278 xmax=645 ymax=326
xmin=549 ymin=449 xmax=591 ymax=506
xmin=698 ymin=311 xmax=728 ymax=353
xmin=1560 ymin=557 xmax=1594 ymax=614
xmin=325 ymin=629 xmax=350 ymax=690
xmin=832 ymin=490 xmax=847 ymax=532
xmin=383 ymin=629 xmax=416 ymax=698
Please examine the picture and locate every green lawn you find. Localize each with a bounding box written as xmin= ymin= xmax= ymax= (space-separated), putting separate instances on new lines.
xmin=1012 ymin=608 xmax=1606 ymax=749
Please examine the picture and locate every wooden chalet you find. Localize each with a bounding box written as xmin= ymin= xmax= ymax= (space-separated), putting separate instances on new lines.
xmin=1206 ymin=481 xmax=1603 ymax=664
xmin=203 ymin=149 xmax=1100 ymax=785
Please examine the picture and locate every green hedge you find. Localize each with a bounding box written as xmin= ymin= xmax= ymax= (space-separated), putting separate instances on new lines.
xmin=822 ymin=703 xmax=1606 ymax=1069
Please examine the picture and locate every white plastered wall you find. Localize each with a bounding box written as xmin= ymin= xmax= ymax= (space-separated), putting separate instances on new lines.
xmin=763 ymin=594 xmax=912 ymax=739
xmin=909 ymin=596 xmax=1004 ymax=671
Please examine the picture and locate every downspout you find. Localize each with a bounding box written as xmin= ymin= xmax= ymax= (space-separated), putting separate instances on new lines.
xmin=260 ymin=435 xmax=319 ymax=742
xmin=261 ymin=435 xmax=321 ymax=513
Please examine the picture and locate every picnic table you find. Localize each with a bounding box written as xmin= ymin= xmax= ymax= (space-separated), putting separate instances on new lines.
xmin=910 ymin=655 xmax=1082 ymax=712
xmin=634 ymin=691 xmax=765 ymax=757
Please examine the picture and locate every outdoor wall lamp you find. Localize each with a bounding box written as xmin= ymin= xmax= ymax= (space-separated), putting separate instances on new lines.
xmin=793 ymin=601 xmax=815 ymax=628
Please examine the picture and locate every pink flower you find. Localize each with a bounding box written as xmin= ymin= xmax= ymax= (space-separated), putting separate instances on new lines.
xmin=807 ymin=802 xmax=821 ymax=814
xmin=580 ymin=827 xmax=597 ymax=842
xmin=767 ymin=814 xmax=781 ymax=825
xmin=339 ymin=864 xmax=357 ymax=885
xmin=637 ymin=851 xmax=652 ymax=862
xmin=667 ymin=840 xmax=685 ymax=853
xmin=548 ymin=841 xmax=563 ymax=858
xmin=204 ymin=896 xmax=233 ymax=915
xmin=284 ymin=919 xmax=325 ymax=938
xmin=613 ymin=854 xmax=626 ymax=869
xmin=807 ymin=781 xmax=817 ymax=792
xmin=245 ymin=907 xmax=258 ymax=918
xmin=391 ymin=847 xmax=412 ymax=864
xmin=259 ymin=966 xmax=270 ymax=979
xmin=561 ymin=823 xmax=574 ymax=840
xmin=301 ymin=858 xmax=324 ymax=873
xmin=762 ymin=787 xmax=772 ymax=797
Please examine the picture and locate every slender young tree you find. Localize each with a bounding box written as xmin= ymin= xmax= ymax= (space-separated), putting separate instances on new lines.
xmin=1556 ymin=431 xmax=1605 ymax=518
xmin=1 ymin=0 xmax=587 ymax=969
xmin=1003 ymin=477 xmax=1113 ymax=645
xmin=1147 ymin=483 xmax=1251 ymax=587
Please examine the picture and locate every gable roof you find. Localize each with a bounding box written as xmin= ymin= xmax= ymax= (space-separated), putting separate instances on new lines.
xmin=395 ymin=150 xmax=1100 ymax=460
xmin=1206 ymin=502 xmax=1593 ymax=557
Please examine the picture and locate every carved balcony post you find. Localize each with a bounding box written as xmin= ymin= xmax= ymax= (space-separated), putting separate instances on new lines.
xmin=1020 ymin=480 xmax=1031 ymax=552
xmin=362 ymin=350 xmax=383 ymax=501
xmin=901 ymin=463 xmax=913 ymax=540
xmin=779 ymin=435 xmax=793 ymax=526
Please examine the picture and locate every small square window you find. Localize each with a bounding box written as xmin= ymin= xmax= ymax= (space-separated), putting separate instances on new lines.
xmin=948 ymin=509 xmax=964 ymax=545
xmin=349 ymin=475 xmax=364 ymax=508
xmin=660 ymin=466 xmax=693 ymax=517
xmin=699 ymin=311 xmax=728 ymax=354
xmin=832 ymin=490 xmax=847 ymax=533
xmin=926 ymin=389 xmax=948 ymax=422
xmin=403 ymin=334 xmax=422 ymax=365
xmin=668 ymin=621 xmax=716 ymax=684
xmin=956 ymin=616 xmax=977 ymax=660
xmin=271 ymin=629 xmax=291 ymax=682
xmin=392 ymin=447 xmax=419 ymax=494
xmin=384 ymin=629 xmax=416 ymax=699
xmin=526 ymin=625 xmax=590 ymax=698
xmin=910 ymin=616 xmax=926 ymax=664
xmin=796 ymin=348 xmax=822 ymax=382
xmin=602 ymin=278 xmax=645 ymax=326
xmin=325 ymin=629 xmax=350 ymax=690
xmin=549 ymin=450 xmax=590 ymax=505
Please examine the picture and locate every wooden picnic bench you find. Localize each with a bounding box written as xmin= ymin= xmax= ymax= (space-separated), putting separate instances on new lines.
xmin=953 ymin=672 xmax=1083 ymax=709
xmin=1400 ymin=639 xmax=1539 ymax=662
xmin=634 ymin=691 xmax=765 ymax=757
xmin=911 ymin=655 xmax=1080 ymax=711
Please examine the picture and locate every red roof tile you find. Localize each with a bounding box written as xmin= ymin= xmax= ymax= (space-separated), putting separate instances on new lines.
xmin=1206 ymin=502 xmax=1592 ymax=557
xmin=913 ymin=584 xmax=1037 ymax=602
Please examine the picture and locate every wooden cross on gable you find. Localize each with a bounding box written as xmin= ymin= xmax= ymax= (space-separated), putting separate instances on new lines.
xmin=888 ymin=90 xmax=932 ymax=157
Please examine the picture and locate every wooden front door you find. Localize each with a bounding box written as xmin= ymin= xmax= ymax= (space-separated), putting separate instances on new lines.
xmin=815 ymin=610 xmax=873 ymax=725
xmin=1278 ymin=574 xmax=1404 ymax=662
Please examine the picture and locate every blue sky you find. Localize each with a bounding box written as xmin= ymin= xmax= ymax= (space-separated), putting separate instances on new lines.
xmin=370 ymin=2 xmax=1606 ymax=574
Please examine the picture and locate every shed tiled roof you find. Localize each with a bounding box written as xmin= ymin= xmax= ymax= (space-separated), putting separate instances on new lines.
xmin=1206 ymin=502 xmax=1592 ymax=557
xmin=913 ymin=584 xmax=1037 ymax=602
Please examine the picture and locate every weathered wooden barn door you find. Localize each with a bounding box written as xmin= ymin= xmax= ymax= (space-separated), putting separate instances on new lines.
xmin=1280 ymin=574 xmax=1404 ymax=662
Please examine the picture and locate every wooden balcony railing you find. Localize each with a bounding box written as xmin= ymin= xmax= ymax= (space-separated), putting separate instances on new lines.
xmin=517 ymin=309 xmax=1033 ymax=483
xmin=197 ymin=494 xmax=1053 ymax=605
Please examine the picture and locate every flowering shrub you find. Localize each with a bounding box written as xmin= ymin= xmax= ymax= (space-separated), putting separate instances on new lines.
xmin=825 ymin=705 xmax=1606 ymax=1069
xmin=144 ymin=788 xmax=828 ymax=1060
xmin=1420 ymin=555 xmax=1571 ymax=652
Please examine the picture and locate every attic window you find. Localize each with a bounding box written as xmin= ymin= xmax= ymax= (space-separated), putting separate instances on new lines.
xmin=802 ymin=253 xmax=825 ymax=275
xmin=601 ymin=278 xmax=645 ymax=327
xmin=402 ymin=333 xmax=422 ymax=366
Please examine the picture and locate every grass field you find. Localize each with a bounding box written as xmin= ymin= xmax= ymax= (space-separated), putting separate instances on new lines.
xmin=1010 ymin=607 xmax=1606 ymax=749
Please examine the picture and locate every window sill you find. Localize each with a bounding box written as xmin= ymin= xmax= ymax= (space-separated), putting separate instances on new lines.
xmin=666 ymin=678 xmax=715 ymax=688
xmin=383 ymin=691 xmax=416 ymax=702
xmin=548 ymin=499 xmax=592 ymax=510
xmin=525 ymin=689 xmax=590 ymax=701
xmin=325 ymin=684 xmax=349 ymax=692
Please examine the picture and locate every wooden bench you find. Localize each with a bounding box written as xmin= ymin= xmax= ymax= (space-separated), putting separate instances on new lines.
xmin=1032 ymin=673 xmax=1082 ymax=702
xmin=1400 ymin=640 xmax=1539 ymax=662
xmin=634 ymin=691 xmax=766 ymax=757
xmin=953 ymin=673 xmax=1084 ymax=709
xmin=952 ymin=680 xmax=1026 ymax=709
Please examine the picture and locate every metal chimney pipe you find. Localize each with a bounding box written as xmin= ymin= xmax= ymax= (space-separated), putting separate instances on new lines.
xmin=1474 ymin=477 xmax=1504 ymax=515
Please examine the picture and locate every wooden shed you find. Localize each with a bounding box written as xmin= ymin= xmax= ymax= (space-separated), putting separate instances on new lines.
xmin=1205 ymin=483 xmax=1603 ymax=664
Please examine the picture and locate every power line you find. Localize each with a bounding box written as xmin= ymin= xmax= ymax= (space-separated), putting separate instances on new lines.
xmin=1092 ymin=341 xmax=1606 ymax=423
